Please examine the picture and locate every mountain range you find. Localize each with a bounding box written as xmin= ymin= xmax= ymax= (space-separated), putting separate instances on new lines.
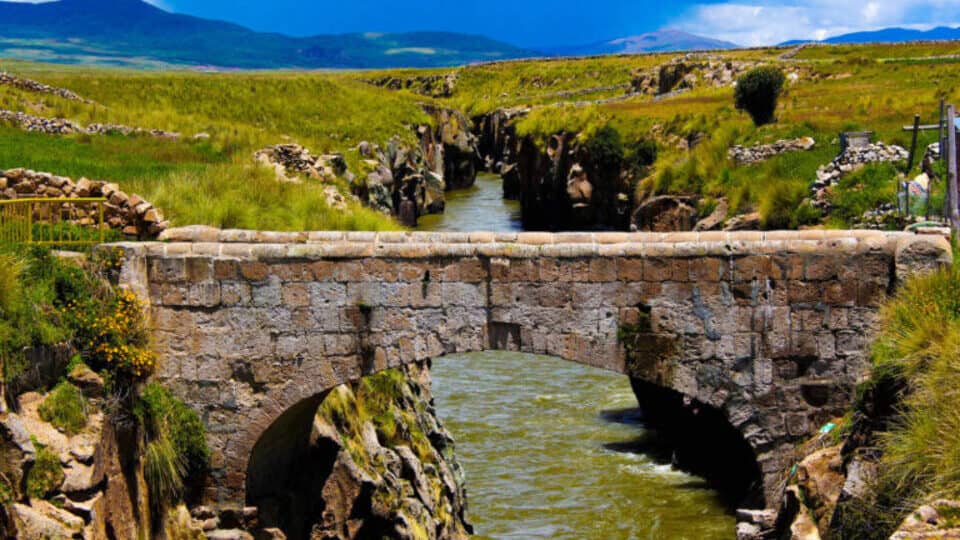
xmin=0 ymin=0 xmax=538 ymax=69
xmin=1 ymin=0 xmax=959 ymax=69
xmin=780 ymin=26 xmax=960 ymax=46
xmin=542 ymin=30 xmax=738 ymax=57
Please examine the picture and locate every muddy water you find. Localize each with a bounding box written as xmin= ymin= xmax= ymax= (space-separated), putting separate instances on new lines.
xmin=422 ymin=178 xmax=734 ymax=539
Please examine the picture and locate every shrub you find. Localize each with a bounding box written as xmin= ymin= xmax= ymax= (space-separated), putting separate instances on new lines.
xmin=624 ymin=138 xmax=658 ymax=173
xmin=38 ymin=381 xmax=88 ymax=435
xmin=581 ymin=125 xmax=624 ymax=185
xmin=26 ymin=445 xmax=64 ymax=499
xmin=64 ymin=288 xmax=157 ymax=379
xmin=135 ymin=383 xmax=209 ymax=506
xmin=734 ymin=67 xmax=786 ymax=126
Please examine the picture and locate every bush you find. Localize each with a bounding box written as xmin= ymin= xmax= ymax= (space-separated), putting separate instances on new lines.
xmin=135 ymin=383 xmax=209 ymax=506
xmin=64 ymin=288 xmax=157 ymax=379
xmin=38 ymin=381 xmax=88 ymax=435
xmin=625 ymin=138 xmax=658 ymax=173
xmin=581 ymin=124 xmax=625 ymax=185
xmin=26 ymin=445 xmax=64 ymax=499
xmin=734 ymin=67 xmax=786 ymax=126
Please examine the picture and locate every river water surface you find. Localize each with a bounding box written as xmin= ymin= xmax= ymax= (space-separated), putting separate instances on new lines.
xmin=421 ymin=175 xmax=734 ymax=539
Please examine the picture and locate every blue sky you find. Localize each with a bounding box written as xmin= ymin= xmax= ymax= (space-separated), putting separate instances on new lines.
xmin=31 ymin=0 xmax=960 ymax=47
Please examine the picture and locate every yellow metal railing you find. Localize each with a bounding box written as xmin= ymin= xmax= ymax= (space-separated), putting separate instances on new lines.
xmin=0 ymin=197 xmax=107 ymax=246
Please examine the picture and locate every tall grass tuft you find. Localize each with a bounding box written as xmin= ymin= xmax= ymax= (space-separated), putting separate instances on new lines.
xmin=38 ymin=380 xmax=88 ymax=435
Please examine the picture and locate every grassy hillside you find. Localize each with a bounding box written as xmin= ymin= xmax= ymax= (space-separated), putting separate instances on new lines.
xmin=0 ymin=62 xmax=425 ymax=230
xmin=3 ymin=40 xmax=960 ymax=231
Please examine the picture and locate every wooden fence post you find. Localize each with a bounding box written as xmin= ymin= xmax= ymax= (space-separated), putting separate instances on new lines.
xmin=947 ymin=105 xmax=959 ymax=236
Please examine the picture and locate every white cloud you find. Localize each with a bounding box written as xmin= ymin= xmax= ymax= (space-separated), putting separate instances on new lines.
xmin=673 ymin=0 xmax=960 ymax=46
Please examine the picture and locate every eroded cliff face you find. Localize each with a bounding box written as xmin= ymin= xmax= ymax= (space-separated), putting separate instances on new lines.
xmin=251 ymin=361 xmax=472 ymax=540
xmin=473 ymin=108 xmax=636 ymax=231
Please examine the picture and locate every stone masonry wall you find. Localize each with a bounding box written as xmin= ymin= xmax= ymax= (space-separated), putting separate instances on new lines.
xmin=108 ymin=228 xmax=951 ymax=511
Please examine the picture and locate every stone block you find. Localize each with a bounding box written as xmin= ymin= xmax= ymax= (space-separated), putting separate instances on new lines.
xmin=643 ymin=257 xmax=672 ymax=282
xmin=281 ymin=283 xmax=311 ymax=308
xmin=588 ymin=258 xmax=617 ymax=282
xmin=221 ymin=282 xmax=252 ymax=306
xmin=239 ymin=261 xmax=269 ymax=281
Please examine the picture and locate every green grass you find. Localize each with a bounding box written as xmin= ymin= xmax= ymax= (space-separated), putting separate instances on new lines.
xmin=26 ymin=443 xmax=64 ymax=499
xmin=0 ymin=247 xmax=76 ymax=382
xmin=135 ymin=383 xmax=209 ymax=502
xmin=835 ymin=260 xmax=960 ymax=538
xmin=38 ymin=380 xmax=88 ymax=435
xmin=3 ymin=41 xmax=960 ymax=231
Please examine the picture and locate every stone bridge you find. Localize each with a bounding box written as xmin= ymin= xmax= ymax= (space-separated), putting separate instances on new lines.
xmin=111 ymin=228 xmax=950 ymax=511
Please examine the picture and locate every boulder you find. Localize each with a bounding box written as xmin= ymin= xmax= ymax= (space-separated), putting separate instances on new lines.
xmin=631 ymin=195 xmax=698 ymax=232
xmin=0 ymin=412 xmax=36 ymax=501
xmin=795 ymin=445 xmax=845 ymax=532
xmin=67 ymin=362 xmax=104 ymax=398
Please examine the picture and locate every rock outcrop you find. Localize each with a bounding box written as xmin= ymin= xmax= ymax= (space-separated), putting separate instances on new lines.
xmin=471 ymin=109 xmax=635 ymax=230
xmin=255 ymin=144 xmax=350 ymax=184
xmin=630 ymin=55 xmax=759 ymax=97
xmin=354 ymin=137 xmax=446 ymax=226
xmin=420 ymin=105 xmax=479 ymax=191
xmin=631 ymin=195 xmax=698 ymax=232
xmin=0 ymin=168 xmax=168 ymax=238
xmin=729 ymin=137 xmax=816 ymax=165
xmin=0 ymin=72 xmax=94 ymax=104
xmin=366 ymin=73 xmax=459 ymax=98
xmin=891 ymin=500 xmax=960 ymax=539
xmin=248 ymin=362 xmax=471 ymax=540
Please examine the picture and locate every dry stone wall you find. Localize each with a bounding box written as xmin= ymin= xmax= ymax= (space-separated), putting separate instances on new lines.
xmin=1 ymin=168 xmax=168 ymax=238
xmin=0 ymin=72 xmax=94 ymax=104
xmin=109 ymin=228 xmax=951 ymax=511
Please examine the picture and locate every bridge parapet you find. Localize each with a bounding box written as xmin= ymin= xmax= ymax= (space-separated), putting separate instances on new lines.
xmin=108 ymin=228 xmax=951 ymax=508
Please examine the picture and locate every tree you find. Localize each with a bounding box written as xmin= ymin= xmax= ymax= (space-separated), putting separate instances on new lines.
xmin=734 ymin=67 xmax=786 ymax=126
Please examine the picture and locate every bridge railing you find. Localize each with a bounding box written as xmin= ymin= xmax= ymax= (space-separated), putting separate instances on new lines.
xmin=0 ymin=197 xmax=107 ymax=247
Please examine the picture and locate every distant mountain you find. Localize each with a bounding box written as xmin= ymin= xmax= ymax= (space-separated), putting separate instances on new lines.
xmin=780 ymin=26 xmax=960 ymax=46
xmin=543 ymin=30 xmax=738 ymax=57
xmin=0 ymin=0 xmax=537 ymax=69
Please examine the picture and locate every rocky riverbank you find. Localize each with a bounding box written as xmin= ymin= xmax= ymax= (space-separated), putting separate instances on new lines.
xmin=246 ymin=361 xmax=472 ymax=540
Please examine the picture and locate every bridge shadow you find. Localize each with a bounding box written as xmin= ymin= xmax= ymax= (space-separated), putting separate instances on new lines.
xmin=600 ymin=380 xmax=765 ymax=512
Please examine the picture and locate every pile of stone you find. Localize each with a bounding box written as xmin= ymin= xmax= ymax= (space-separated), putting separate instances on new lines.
xmin=0 ymin=110 xmax=82 ymax=134
xmin=728 ymin=136 xmax=816 ymax=165
xmin=0 ymin=72 xmax=94 ymax=104
xmin=84 ymin=123 xmax=181 ymax=139
xmin=853 ymin=202 xmax=900 ymax=229
xmin=630 ymin=55 xmax=759 ymax=96
xmin=0 ymin=168 xmax=168 ymax=237
xmin=810 ymin=142 xmax=908 ymax=210
xmin=254 ymin=143 xmax=348 ymax=183
xmin=366 ymin=72 xmax=459 ymax=98
xmin=0 ymin=109 xmax=181 ymax=139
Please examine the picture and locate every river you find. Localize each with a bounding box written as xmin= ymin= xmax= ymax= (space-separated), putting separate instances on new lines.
xmin=421 ymin=175 xmax=734 ymax=539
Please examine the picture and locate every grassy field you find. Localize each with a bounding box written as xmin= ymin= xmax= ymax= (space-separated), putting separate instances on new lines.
xmin=2 ymin=41 xmax=960 ymax=230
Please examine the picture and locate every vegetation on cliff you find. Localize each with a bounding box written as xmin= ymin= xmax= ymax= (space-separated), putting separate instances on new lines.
xmin=0 ymin=245 xmax=209 ymax=535
xmin=780 ymin=258 xmax=960 ymax=539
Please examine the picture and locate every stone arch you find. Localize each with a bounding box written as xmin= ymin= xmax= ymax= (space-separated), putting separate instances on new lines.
xmin=629 ymin=378 xmax=766 ymax=509
xmin=244 ymin=392 xmax=331 ymax=538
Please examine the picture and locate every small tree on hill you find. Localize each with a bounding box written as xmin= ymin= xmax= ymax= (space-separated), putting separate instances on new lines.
xmin=734 ymin=67 xmax=785 ymax=126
